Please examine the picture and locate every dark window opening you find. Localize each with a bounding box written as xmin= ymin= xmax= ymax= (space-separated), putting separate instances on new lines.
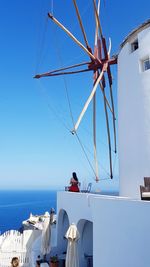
xmin=143 ymin=58 xmax=150 ymax=71
xmin=131 ymin=40 xmax=138 ymax=52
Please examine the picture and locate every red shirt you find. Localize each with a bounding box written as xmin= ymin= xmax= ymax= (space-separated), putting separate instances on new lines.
xmin=68 ymin=178 xmax=80 ymax=192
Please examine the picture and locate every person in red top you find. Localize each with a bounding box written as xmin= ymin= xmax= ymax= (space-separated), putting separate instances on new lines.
xmin=68 ymin=172 xmax=80 ymax=192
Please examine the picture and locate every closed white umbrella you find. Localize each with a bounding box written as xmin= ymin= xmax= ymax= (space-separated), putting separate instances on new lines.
xmin=41 ymin=212 xmax=51 ymax=258
xmin=65 ymin=223 xmax=80 ymax=267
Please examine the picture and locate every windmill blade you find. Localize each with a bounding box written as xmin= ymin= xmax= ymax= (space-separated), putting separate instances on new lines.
xmin=102 ymin=37 xmax=117 ymax=153
xmin=93 ymin=0 xmax=103 ymax=39
xmin=34 ymin=61 xmax=91 ymax=78
xmin=107 ymin=65 xmax=117 ymax=153
xmin=99 ymin=77 xmax=117 ymax=156
xmin=48 ymin=13 xmax=96 ymax=61
xmin=102 ymin=86 xmax=113 ymax=179
xmin=34 ymin=68 xmax=91 ymax=78
xmin=93 ymin=0 xmax=112 ymax=68
xmin=93 ymin=43 xmax=99 ymax=181
xmin=93 ymin=70 xmax=99 ymax=182
xmin=96 ymin=38 xmax=113 ymax=116
xmin=72 ymin=67 xmax=105 ymax=133
xmin=72 ymin=0 xmax=91 ymax=50
xmin=93 ymin=93 xmax=99 ymax=182
xmin=94 ymin=19 xmax=99 ymax=46
xmin=97 ymin=37 xmax=106 ymax=88
xmin=97 ymin=38 xmax=102 ymax=60
xmin=109 ymin=84 xmax=117 ymax=153
xmin=108 ymin=37 xmax=112 ymax=56
xmin=101 ymin=36 xmax=109 ymax=60
xmin=99 ymin=81 xmax=114 ymax=115
xmin=94 ymin=0 xmax=101 ymax=46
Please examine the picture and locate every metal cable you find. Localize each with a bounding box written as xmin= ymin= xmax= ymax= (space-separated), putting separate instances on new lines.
xmin=37 ymin=80 xmax=71 ymax=132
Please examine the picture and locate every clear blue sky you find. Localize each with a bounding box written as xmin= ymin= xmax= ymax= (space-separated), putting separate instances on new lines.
xmin=0 ymin=0 xmax=149 ymax=190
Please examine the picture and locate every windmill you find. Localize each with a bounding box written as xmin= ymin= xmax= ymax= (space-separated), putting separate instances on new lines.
xmin=34 ymin=0 xmax=117 ymax=181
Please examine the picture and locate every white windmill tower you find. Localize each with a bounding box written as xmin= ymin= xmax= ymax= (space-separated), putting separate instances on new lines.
xmin=118 ymin=20 xmax=150 ymax=198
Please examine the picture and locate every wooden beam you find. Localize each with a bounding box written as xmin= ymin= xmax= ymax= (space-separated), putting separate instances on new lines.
xmin=72 ymin=0 xmax=90 ymax=49
xmin=48 ymin=13 xmax=96 ymax=61
xmin=72 ymin=66 xmax=105 ymax=133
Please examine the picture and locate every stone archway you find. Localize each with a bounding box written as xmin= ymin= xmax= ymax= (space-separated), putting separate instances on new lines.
xmin=57 ymin=209 xmax=69 ymax=255
xmin=78 ymin=219 xmax=93 ymax=267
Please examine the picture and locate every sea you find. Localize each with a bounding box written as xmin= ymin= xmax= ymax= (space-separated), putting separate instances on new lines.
xmin=0 ymin=190 xmax=57 ymax=234
xmin=0 ymin=189 xmax=119 ymax=234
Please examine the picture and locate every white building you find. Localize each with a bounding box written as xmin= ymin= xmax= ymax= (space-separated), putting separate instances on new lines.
xmin=118 ymin=19 xmax=150 ymax=198
xmin=56 ymin=20 xmax=150 ymax=267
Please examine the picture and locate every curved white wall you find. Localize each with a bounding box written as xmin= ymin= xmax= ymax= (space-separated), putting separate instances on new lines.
xmin=57 ymin=210 xmax=69 ymax=254
xmin=118 ymin=25 xmax=150 ymax=198
xmin=78 ymin=220 xmax=93 ymax=267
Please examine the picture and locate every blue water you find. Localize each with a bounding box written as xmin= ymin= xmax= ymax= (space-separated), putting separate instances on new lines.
xmin=0 ymin=189 xmax=119 ymax=234
xmin=0 ymin=190 xmax=57 ymax=234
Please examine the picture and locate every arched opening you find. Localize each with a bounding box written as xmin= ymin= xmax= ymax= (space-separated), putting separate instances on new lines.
xmin=57 ymin=209 xmax=69 ymax=255
xmin=78 ymin=219 xmax=93 ymax=267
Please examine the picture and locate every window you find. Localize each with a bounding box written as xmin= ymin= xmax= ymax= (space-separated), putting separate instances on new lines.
xmin=131 ymin=39 xmax=138 ymax=52
xmin=143 ymin=58 xmax=150 ymax=71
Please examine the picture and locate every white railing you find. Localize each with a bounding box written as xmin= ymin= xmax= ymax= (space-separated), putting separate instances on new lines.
xmin=0 ymin=230 xmax=40 ymax=267
xmin=0 ymin=230 xmax=23 ymax=251
xmin=0 ymin=251 xmax=30 ymax=267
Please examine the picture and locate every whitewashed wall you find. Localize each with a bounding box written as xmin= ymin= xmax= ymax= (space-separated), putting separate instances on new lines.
xmin=92 ymin=196 xmax=150 ymax=267
xmin=31 ymin=224 xmax=57 ymax=266
xmin=57 ymin=192 xmax=150 ymax=267
xmin=57 ymin=192 xmax=93 ymax=225
xmin=118 ymin=25 xmax=150 ymax=198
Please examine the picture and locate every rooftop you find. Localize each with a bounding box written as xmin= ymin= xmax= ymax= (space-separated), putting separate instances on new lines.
xmin=121 ymin=19 xmax=150 ymax=48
